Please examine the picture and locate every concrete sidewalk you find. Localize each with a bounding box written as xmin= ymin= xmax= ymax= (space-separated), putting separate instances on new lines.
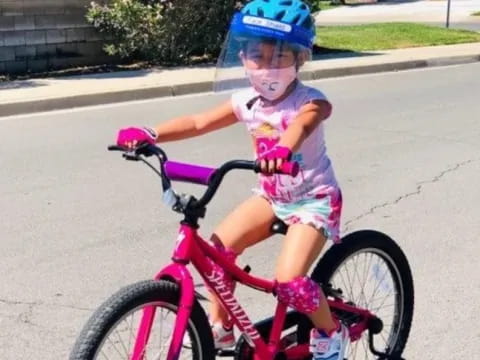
xmin=1 ymin=42 xmax=480 ymax=117
xmin=315 ymin=0 xmax=480 ymax=23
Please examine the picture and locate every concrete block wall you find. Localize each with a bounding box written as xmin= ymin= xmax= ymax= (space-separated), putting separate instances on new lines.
xmin=0 ymin=0 xmax=112 ymax=74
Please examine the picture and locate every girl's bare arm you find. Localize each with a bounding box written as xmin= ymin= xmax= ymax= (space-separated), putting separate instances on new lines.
xmin=154 ymin=100 xmax=238 ymax=142
xmin=278 ymin=99 xmax=332 ymax=151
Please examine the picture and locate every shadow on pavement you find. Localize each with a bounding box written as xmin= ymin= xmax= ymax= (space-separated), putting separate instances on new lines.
xmin=0 ymin=80 xmax=47 ymax=91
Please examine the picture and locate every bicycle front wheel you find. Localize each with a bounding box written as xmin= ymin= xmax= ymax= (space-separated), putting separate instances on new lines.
xmin=310 ymin=230 xmax=414 ymax=360
xmin=70 ymin=280 xmax=215 ymax=360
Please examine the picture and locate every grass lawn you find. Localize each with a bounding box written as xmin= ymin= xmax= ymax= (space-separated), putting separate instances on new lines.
xmin=316 ymin=23 xmax=480 ymax=52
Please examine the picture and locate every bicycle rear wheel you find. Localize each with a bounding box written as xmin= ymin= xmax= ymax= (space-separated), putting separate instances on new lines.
xmin=309 ymin=230 xmax=414 ymax=360
xmin=70 ymin=280 xmax=215 ymax=360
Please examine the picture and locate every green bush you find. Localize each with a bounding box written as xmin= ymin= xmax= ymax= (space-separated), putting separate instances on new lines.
xmin=87 ymin=0 xmax=244 ymax=65
xmin=307 ymin=0 xmax=343 ymax=13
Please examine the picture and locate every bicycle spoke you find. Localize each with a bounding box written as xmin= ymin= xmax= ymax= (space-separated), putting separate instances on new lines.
xmin=105 ymin=333 xmax=126 ymax=358
xmin=351 ymin=254 xmax=363 ymax=306
xmin=360 ymin=253 xmax=371 ymax=308
xmin=368 ymin=292 xmax=394 ymax=309
xmin=128 ymin=313 xmax=135 ymax=355
xmin=151 ymin=308 xmax=172 ymax=359
xmin=358 ymin=253 xmax=374 ymax=309
xmin=113 ymin=329 xmax=128 ymax=357
xmin=353 ymin=254 xmax=368 ymax=308
xmin=380 ymin=331 xmax=388 ymax=346
xmin=352 ymin=343 xmax=358 ymax=360
xmin=361 ymin=336 xmax=369 ymax=359
xmin=120 ymin=316 xmax=137 ymax=357
xmin=158 ymin=308 xmax=166 ymax=355
xmin=342 ymin=259 xmax=356 ymax=302
xmin=336 ymin=266 xmax=352 ymax=300
xmin=100 ymin=349 xmax=109 ymax=360
xmin=374 ymin=290 xmax=396 ymax=311
xmin=367 ymin=258 xmax=390 ymax=306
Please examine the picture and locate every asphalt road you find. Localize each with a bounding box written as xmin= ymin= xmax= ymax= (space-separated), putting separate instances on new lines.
xmin=1 ymin=63 xmax=479 ymax=359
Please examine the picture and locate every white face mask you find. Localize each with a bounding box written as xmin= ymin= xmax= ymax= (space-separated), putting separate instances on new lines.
xmin=246 ymin=65 xmax=297 ymax=101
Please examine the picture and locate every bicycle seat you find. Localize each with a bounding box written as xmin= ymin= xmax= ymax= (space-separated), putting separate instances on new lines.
xmin=271 ymin=218 xmax=288 ymax=235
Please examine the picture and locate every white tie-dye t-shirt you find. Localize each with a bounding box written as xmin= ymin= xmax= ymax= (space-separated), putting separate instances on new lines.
xmin=231 ymin=81 xmax=339 ymax=204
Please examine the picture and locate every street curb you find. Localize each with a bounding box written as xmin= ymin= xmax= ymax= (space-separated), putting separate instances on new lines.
xmin=1 ymin=53 xmax=479 ymax=117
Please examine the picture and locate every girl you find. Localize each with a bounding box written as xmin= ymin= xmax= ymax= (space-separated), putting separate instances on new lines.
xmin=116 ymin=1 xmax=348 ymax=359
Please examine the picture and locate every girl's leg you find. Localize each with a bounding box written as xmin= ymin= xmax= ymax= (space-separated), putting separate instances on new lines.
xmin=209 ymin=195 xmax=276 ymax=326
xmin=275 ymin=224 xmax=337 ymax=332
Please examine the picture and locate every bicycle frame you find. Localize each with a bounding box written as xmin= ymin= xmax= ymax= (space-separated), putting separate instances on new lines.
xmin=105 ymin=145 xmax=379 ymax=360
xmin=130 ymin=223 xmax=377 ymax=360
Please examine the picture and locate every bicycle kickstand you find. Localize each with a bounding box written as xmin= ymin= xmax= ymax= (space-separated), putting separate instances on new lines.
xmin=368 ymin=331 xmax=405 ymax=360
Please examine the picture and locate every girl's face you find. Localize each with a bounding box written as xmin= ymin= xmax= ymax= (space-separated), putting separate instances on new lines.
xmin=241 ymin=41 xmax=297 ymax=70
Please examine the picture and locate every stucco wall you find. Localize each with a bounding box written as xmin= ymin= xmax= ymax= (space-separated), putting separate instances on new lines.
xmin=0 ymin=0 xmax=111 ymax=74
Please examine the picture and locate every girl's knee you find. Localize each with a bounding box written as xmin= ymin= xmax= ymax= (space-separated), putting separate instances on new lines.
xmin=210 ymin=233 xmax=245 ymax=255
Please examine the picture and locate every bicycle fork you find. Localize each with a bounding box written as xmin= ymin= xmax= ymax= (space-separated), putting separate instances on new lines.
xmin=131 ymin=264 xmax=195 ymax=360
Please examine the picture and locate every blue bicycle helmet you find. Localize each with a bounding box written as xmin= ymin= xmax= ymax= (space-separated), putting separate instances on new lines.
xmin=230 ymin=0 xmax=316 ymax=49
xmin=242 ymin=0 xmax=314 ymax=32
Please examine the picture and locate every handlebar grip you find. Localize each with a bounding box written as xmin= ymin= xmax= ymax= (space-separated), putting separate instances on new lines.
xmin=253 ymin=161 xmax=299 ymax=177
xmin=164 ymin=161 xmax=216 ymax=186
xmin=280 ymin=162 xmax=299 ymax=177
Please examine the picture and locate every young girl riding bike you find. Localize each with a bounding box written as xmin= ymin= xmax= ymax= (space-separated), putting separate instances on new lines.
xmin=116 ymin=1 xmax=348 ymax=359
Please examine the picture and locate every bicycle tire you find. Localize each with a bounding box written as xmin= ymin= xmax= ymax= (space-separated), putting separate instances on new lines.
xmin=70 ymin=279 xmax=215 ymax=360
xmin=307 ymin=230 xmax=414 ymax=359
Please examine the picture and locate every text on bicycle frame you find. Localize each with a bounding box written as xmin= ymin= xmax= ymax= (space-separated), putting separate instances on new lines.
xmin=205 ymin=268 xmax=261 ymax=344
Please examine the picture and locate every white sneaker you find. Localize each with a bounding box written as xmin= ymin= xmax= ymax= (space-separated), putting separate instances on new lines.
xmin=211 ymin=323 xmax=235 ymax=349
xmin=182 ymin=323 xmax=235 ymax=350
xmin=309 ymin=323 xmax=349 ymax=360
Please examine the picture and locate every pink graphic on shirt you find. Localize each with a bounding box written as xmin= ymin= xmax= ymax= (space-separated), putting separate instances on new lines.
xmin=261 ymin=177 xmax=278 ymax=198
xmin=280 ymin=114 xmax=290 ymax=131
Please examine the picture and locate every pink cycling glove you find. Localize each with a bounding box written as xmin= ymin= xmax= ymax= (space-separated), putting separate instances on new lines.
xmin=116 ymin=127 xmax=157 ymax=147
xmin=258 ymin=145 xmax=292 ymax=163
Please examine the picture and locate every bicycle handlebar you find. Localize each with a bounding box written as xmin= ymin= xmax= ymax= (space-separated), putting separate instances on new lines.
xmin=108 ymin=144 xmax=299 ymax=210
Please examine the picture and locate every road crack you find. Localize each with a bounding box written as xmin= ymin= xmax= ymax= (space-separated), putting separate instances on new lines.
xmin=343 ymin=158 xmax=479 ymax=232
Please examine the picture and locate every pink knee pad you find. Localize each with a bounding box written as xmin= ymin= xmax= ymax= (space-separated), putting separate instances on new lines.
xmin=276 ymin=276 xmax=323 ymax=314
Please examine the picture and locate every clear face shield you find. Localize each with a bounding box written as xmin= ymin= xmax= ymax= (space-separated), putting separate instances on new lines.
xmin=214 ymin=13 xmax=314 ymax=98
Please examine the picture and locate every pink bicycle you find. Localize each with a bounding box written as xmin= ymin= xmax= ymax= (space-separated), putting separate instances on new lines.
xmin=70 ymin=144 xmax=414 ymax=360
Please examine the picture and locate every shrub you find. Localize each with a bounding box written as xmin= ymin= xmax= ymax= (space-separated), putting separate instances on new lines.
xmin=87 ymin=0 xmax=243 ymax=65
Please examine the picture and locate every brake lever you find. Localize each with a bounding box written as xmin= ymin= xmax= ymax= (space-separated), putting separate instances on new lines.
xmin=134 ymin=143 xmax=156 ymax=157
xmin=122 ymin=152 xmax=140 ymax=161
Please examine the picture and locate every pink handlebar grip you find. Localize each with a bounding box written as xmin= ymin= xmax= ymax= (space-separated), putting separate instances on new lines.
xmin=280 ymin=162 xmax=299 ymax=177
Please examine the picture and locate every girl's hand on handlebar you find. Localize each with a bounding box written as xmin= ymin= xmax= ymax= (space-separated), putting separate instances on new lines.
xmin=258 ymin=146 xmax=292 ymax=175
xmin=116 ymin=127 xmax=157 ymax=149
